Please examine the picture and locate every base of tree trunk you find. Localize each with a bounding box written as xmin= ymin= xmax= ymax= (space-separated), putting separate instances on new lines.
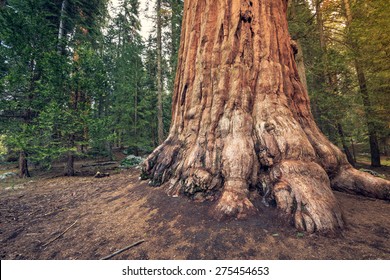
xmin=141 ymin=0 xmax=390 ymax=233
xmin=369 ymin=134 xmax=381 ymax=167
xmin=142 ymin=135 xmax=389 ymax=233
xmin=64 ymin=153 xmax=75 ymax=176
xmin=19 ymin=151 xmax=30 ymax=178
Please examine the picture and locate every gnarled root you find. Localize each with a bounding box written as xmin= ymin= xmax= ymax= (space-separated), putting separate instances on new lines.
xmin=331 ymin=166 xmax=390 ymax=200
xmin=211 ymin=179 xmax=257 ymax=220
xmin=272 ymin=160 xmax=344 ymax=233
xmin=141 ymin=138 xmax=180 ymax=186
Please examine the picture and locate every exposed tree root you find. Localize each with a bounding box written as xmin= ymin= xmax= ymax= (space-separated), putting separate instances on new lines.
xmin=212 ymin=180 xmax=257 ymax=220
xmin=141 ymin=138 xmax=181 ymax=186
xmin=331 ymin=166 xmax=390 ymax=200
xmin=141 ymin=134 xmax=389 ymax=233
xmin=271 ymin=161 xmax=344 ymax=233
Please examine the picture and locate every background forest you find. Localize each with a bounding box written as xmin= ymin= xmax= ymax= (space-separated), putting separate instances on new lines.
xmin=0 ymin=0 xmax=389 ymax=178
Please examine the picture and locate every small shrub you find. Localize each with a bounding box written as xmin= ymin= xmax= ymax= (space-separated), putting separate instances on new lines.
xmin=120 ymin=155 xmax=144 ymax=168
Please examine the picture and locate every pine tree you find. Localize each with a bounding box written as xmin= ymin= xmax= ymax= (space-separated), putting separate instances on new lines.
xmin=0 ymin=0 xmax=110 ymax=176
xmin=0 ymin=0 xmax=59 ymax=176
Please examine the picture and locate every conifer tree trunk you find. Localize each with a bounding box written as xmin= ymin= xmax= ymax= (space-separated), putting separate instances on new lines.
xmin=293 ymin=40 xmax=308 ymax=92
xmin=18 ymin=56 xmax=39 ymax=179
xmin=337 ymin=123 xmax=355 ymax=167
xmin=142 ymin=0 xmax=390 ymax=233
xmin=57 ymin=0 xmax=67 ymax=53
xmin=168 ymin=0 xmax=183 ymax=89
xmin=314 ymin=0 xmax=355 ymax=166
xmin=343 ymin=0 xmax=381 ymax=167
xmin=19 ymin=150 xmax=30 ymax=178
xmin=156 ymin=0 xmax=164 ymax=144
xmin=288 ymin=0 xmax=308 ymax=92
xmin=65 ymin=150 xmax=75 ymax=176
xmin=0 ymin=1 xmax=6 ymax=47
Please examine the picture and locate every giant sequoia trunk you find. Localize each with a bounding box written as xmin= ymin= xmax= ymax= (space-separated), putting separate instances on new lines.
xmin=142 ymin=0 xmax=390 ymax=233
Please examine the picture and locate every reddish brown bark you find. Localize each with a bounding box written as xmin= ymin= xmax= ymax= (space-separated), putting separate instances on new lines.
xmin=142 ymin=0 xmax=390 ymax=233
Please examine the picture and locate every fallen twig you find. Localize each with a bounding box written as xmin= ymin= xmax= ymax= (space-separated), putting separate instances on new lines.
xmin=81 ymin=162 xmax=117 ymax=168
xmin=100 ymin=240 xmax=145 ymax=260
xmin=42 ymin=209 xmax=64 ymax=217
xmin=26 ymin=233 xmax=40 ymax=236
xmin=43 ymin=219 xmax=78 ymax=247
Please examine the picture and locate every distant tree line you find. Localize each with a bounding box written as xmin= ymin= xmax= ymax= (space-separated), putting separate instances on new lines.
xmin=0 ymin=0 xmax=183 ymax=177
xmin=288 ymin=0 xmax=389 ymax=167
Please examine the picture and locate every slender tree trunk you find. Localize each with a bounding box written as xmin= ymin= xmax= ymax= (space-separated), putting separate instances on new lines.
xmin=382 ymin=138 xmax=389 ymax=157
xmin=308 ymin=0 xmax=329 ymax=133
xmin=288 ymin=0 xmax=308 ymax=92
xmin=106 ymin=141 xmax=113 ymax=161
xmin=169 ymin=1 xmax=177 ymax=92
xmin=65 ymin=151 xmax=75 ymax=176
xmin=315 ymin=0 xmax=354 ymax=163
xmin=315 ymin=0 xmax=332 ymax=89
xmin=350 ymin=138 xmax=357 ymax=163
xmin=343 ymin=0 xmax=381 ymax=167
xmin=57 ymin=0 xmax=76 ymax=176
xmin=169 ymin=0 xmax=183 ymax=90
xmin=316 ymin=0 xmax=327 ymax=64
xmin=19 ymin=150 xmax=30 ymax=178
xmin=337 ymin=123 xmax=355 ymax=166
xmin=57 ymin=0 xmax=67 ymax=53
xmin=156 ymin=0 xmax=164 ymax=144
xmin=294 ymin=40 xmax=308 ymax=92
xmin=18 ymin=57 xmax=38 ymax=179
xmin=134 ymin=60 xmax=139 ymax=155
xmin=0 ymin=1 xmax=5 ymax=47
xmin=65 ymin=68 xmax=78 ymax=176
xmin=355 ymin=63 xmax=381 ymax=167
xmin=142 ymin=0 xmax=390 ymax=233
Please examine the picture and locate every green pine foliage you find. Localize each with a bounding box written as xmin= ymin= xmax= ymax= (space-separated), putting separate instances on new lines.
xmin=288 ymin=0 xmax=389 ymax=160
xmin=348 ymin=0 xmax=390 ymax=152
xmin=2 ymin=0 xmax=386 ymax=176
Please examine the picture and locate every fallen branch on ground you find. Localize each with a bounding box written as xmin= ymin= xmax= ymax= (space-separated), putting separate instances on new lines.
xmin=81 ymin=162 xmax=117 ymax=168
xmin=100 ymin=240 xmax=145 ymax=260
xmin=94 ymin=171 xmax=110 ymax=178
xmin=43 ymin=219 xmax=78 ymax=247
xmin=43 ymin=208 xmax=64 ymax=217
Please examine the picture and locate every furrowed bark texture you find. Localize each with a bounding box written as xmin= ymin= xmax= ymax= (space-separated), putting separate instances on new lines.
xmin=142 ymin=0 xmax=390 ymax=232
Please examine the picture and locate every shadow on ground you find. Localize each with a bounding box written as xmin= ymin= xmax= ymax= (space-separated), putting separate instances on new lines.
xmin=1 ymin=166 xmax=389 ymax=260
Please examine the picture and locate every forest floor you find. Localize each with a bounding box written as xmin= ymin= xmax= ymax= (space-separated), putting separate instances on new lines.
xmin=0 ymin=155 xmax=389 ymax=260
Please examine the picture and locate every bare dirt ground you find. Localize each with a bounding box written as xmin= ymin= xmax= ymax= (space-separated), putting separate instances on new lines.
xmin=0 ymin=158 xmax=389 ymax=260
